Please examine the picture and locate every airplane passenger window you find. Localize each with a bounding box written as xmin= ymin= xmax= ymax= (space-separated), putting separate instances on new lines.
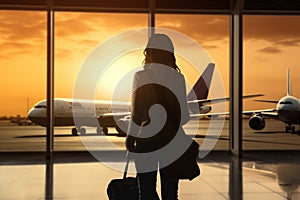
xmin=34 ymin=105 xmax=47 ymax=109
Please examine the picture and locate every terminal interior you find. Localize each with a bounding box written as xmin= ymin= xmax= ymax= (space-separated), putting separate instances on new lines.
xmin=1 ymin=1 xmax=300 ymax=199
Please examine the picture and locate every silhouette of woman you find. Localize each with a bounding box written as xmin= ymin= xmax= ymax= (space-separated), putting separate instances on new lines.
xmin=126 ymin=33 xmax=190 ymax=200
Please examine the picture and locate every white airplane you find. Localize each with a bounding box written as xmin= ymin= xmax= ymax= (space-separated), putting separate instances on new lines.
xmin=246 ymin=69 xmax=300 ymax=133
xmin=28 ymin=63 xmax=262 ymax=136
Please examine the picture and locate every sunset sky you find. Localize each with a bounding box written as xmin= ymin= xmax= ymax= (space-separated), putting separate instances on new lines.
xmin=1 ymin=11 xmax=300 ymax=116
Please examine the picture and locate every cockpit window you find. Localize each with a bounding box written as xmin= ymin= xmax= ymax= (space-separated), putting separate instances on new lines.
xmin=279 ymin=101 xmax=292 ymax=104
xmin=35 ymin=105 xmax=47 ymax=108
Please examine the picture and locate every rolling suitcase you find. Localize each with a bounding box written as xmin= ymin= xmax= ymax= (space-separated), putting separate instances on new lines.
xmin=107 ymin=159 xmax=139 ymax=200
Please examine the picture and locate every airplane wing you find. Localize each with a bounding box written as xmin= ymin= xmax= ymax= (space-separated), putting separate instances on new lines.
xmin=188 ymin=94 xmax=264 ymax=105
xmin=190 ymin=108 xmax=277 ymax=119
xmin=190 ymin=112 xmax=229 ymax=118
xmin=99 ymin=112 xmax=131 ymax=117
xmin=242 ymin=108 xmax=276 ymax=116
xmin=259 ymin=112 xmax=279 ymax=120
xmin=254 ymin=100 xmax=278 ymax=104
xmin=98 ymin=94 xmax=266 ymax=119
xmin=242 ymin=109 xmax=279 ymax=120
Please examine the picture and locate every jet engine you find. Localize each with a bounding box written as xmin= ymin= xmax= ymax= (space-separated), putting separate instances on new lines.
xmin=200 ymin=105 xmax=212 ymax=114
xmin=189 ymin=103 xmax=212 ymax=114
xmin=116 ymin=115 xmax=130 ymax=136
xmin=249 ymin=114 xmax=265 ymax=130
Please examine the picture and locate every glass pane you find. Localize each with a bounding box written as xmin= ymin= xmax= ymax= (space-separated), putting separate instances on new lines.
xmin=243 ymin=15 xmax=300 ymax=150
xmin=156 ymin=14 xmax=230 ymax=152
xmin=53 ymin=12 xmax=148 ymax=151
xmin=0 ymin=11 xmax=46 ymax=151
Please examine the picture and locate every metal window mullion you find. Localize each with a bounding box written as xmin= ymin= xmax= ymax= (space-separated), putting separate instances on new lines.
xmin=148 ymin=0 xmax=155 ymax=38
xmin=46 ymin=0 xmax=54 ymax=159
xmin=229 ymin=1 xmax=244 ymax=157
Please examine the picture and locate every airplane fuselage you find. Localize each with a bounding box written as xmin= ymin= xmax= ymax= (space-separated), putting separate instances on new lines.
xmin=28 ymin=98 xmax=130 ymax=128
xmin=27 ymin=63 xmax=222 ymax=135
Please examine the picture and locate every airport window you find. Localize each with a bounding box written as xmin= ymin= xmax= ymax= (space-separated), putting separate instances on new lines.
xmin=54 ymin=12 xmax=147 ymax=150
xmin=2 ymin=2 xmax=300 ymax=200
xmin=156 ymin=14 xmax=230 ymax=151
xmin=243 ymin=15 xmax=300 ymax=150
xmin=0 ymin=10 xmax=46 ymax=152
xmin=138 ymin=15 xmax=230 ymax=197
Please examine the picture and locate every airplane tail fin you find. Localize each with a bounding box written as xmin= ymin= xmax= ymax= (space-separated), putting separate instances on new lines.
xmin=187 ymin=63 xmax=215 ymax=101
xmin=287 ymin=68 xmax=292 ymax=96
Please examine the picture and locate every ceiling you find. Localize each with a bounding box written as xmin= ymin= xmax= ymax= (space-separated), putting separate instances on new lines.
xmin=1 ymin=0 xmax=300 ymax=14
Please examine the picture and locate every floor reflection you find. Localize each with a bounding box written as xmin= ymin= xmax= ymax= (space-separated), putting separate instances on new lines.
xmin=277 ymin=164 xmax=300 ymax=199
xmin=43 ymin=154 xmax=300 ymax=199
xmin=2 ymin=152 xmax=300 ymax=199
xmin=243 ymin=161 xmax=300 ymax=200
xmin=45 ymin=158 xmax=53 ymax=200
xmin=230 ymin=157 xmax=243 ymax=200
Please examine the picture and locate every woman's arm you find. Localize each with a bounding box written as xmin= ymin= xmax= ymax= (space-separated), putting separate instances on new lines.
xmin=126 ymin=72 xmax=146 ymax=152
xmin=179 ymin=75 xmax=190 ymax=125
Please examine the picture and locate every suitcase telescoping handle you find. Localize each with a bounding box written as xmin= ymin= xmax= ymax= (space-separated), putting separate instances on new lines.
xmin=124 ymin=151 xmax=134 ymax=179
xmin=123 ymin=159 xmax=130 ymax=179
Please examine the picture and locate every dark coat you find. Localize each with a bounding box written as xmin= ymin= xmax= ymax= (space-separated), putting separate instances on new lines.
xmin=127 ymin=64 xmax=190 ymax=153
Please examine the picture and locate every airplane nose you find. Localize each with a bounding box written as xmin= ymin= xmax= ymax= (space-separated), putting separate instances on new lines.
xmin=27 ymin=109 xmax=34 ymax=121
xmin=26 ymin=106 xmax=47 ymax=126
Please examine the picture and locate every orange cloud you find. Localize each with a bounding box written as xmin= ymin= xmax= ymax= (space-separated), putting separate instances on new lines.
xmin=258 ymin=46 xmax=282 ymax=54
xmin=244 ymin=16 xmax=300 ymax=42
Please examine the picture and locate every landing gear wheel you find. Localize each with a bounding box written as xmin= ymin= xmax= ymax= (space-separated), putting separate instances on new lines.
xmin=102 ymin=127 xmax=108 ymax=135
xmin=285 ymin=126 xmax=290 ymax=133
xmin=96 ymin=127 xmax=102 ymax=135
xmin=80 ymin=127 xmax=86 ymax=135
xmin=292 ymin=126 xmax=296 ymax=134
xmin=72 ymin=128 xmax=78 ymax=136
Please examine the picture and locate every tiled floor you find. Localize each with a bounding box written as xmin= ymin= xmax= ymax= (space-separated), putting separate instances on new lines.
xmin=0 ymin=151 xmax=299 ymax=200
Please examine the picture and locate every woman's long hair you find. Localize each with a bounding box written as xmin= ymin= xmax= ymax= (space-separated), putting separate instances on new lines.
xmin=143 ymin=48 xmax=180 ymax=72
